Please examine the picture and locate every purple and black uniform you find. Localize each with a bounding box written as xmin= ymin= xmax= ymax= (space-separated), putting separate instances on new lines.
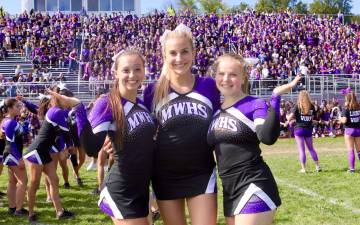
xmin=0 ymin=138 xmax=4 ymax=163
xmin=342 ymin=108 xmax=360 ymax=137
xmin=292 ymin=104 xmax=319 ymax=165
xmin=74 ymin=96 xmax=155 ymax=219
xmin=24 ymin=107 xmax=70 ymax=165
xmin=22 ymin=99 xmax=69 ymax=154
xmin=292 ymin=105 xmax=316 ymax=137
xmin=2 ymin=118 xmax=24 ymax=166
xmin=143 ymin=76 xmax=220 ymax=200
xmin=207 ymin=93 xmax=281 ymax=216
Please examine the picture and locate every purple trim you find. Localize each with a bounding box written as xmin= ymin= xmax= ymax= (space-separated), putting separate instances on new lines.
xmin=50 ymin=146 xmax=59 ymax=154
xmin=240 ymin=195 xmax=272 ymax=214
xmin=88 ymin=96 xmax=113 ymax=129
xmin=345 ymin=128 xmax=360 ymax=137
xmin=24 ymin=152 xmax=42 ymax=165
xmin=194 ymin=76 xmax=221 ymax=112
xmin=74 ymin=103 xmax=88 ymax=137
xmin=47 ymin=107 xmax=68 ymax=130
xmin=99 ymin=198 xmax=115 ymax=218
xmin=234 ymin=96 xmax=268 ymax=121
xmin=294 ymin=128 xmax=313 ymax=137
xmin=4 ymin=156 xmax=18 ymax=166
xmin=23 ymin=100 xmax=38 ymax=114
xmin=270 ymin=93 xmax=281 ymax=117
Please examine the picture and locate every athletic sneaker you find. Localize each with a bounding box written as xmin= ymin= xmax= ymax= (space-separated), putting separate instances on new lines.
xmin=76 ymin=178 xmax=84 ymax=187
xmin=57 ymin=209 xmax=75 ymax=220
xmin=46 ymin=196 xmax=52 ymax=203
xmin=315 ymin=166 xmax=322 ymax=172
xmin=86 ymin=161 xmax=97 ymax=171
xmin=299 ymin=168 xmax=306 ymax=173
xmin=14 ymin=208 xmax=29 ymax=217
xmin=8 ymin=207 xmax=16 ymax=215
xmin=63 ymin=182 xmax=70 ymax=189
xmin=28 ymin=213 xmax=38 ymax=222
xmin=348 ymin=169 xmax=355 ymax=173
xmin=91 ymin=188 xmax=100 ymax=195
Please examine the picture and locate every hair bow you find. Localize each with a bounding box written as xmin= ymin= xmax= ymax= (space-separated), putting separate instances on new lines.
xmin=38 ymin=93 xmax=51 ymax=100
xmin=341 ymin=87 xmax=352 ymax=95
xmin=57 ymin=82 xmax=67 ymax=91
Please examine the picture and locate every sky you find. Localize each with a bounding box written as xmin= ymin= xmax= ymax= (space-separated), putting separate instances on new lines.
xmin=0 ymin=0 xmax=359 ymax=15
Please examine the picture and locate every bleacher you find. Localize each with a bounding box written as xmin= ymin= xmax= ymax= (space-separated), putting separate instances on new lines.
xmin=0 ymin=52 xmax=98 ymax=104
xmin=1 ymin=52 xmax=359 ymax=105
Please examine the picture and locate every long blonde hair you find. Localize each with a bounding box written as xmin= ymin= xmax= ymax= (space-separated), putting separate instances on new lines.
xmin=345 ymin=92 xmax=360 ymax=110
xmin=108 ymin=48 xmax=145 ymax=149
xmin=297 ymin=90 xmax=312 ymax=115
xmin=152 ymin=24 xmax=195 ymax=111
xmin=210 ymin=53 xmax=248 ymax=94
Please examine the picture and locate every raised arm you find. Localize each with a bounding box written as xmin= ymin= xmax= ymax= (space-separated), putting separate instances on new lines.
xmin=255 ymin=75 xmax=301 ymax=145
xmin=47 ymin=90 xmax=110 ymax=157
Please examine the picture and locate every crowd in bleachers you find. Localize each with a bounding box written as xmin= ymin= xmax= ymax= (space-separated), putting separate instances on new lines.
xmin=0 ymin=9 xmax=359 ymax=84
xmin=0 ymin=9 xmax=359 ymax=137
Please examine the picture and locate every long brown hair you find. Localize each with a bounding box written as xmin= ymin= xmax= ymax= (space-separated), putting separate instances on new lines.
xmin=345 ymin=92 xmax=360 ymax=110
xmin=297 ymin=90 xmax=312 ymax=115
xmin=108 ymin=48 xmax=145 ymax=149
xmin=210 ymin=53 xmax=248 ymax=94
xmin=0 ymin=98 xmax=18 ymax=138
xmin=38 ymin=97 xmax=52 ymax=120
xmin=153 ymin=25 xmax=195 ymax=111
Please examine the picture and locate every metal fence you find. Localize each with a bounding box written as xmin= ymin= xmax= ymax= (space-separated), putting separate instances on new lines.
xmin=0 ymin=74 xmax=359 ymax=103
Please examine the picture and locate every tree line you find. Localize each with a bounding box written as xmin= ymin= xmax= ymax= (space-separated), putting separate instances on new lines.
xmin=176 ymin=0 xmax=354 ymax=15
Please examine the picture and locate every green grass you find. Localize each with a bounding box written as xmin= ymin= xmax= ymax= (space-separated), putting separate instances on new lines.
xmin=1 ymin=137 xmax=359 ymax=224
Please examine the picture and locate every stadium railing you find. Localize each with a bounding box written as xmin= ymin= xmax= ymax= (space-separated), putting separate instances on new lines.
xmin=0 ymin=74 xmax=359 ymax=103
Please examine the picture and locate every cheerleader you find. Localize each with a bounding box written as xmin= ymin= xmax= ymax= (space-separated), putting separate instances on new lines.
xmin=340 ymin=90 xmax=360 ymax=172
xmin=144 ymin=24 xmax=219 ymax=225
xmin=24 ymin=95 xmax=74 ymax=222
xmin=288 ymin=90 xmax=321 ymax=173
xmin=207 ymin=53 xmax=301 ymax=225
xmin=1 ymin=98 xmax=28 ymax=216
xmin=51 ymin=48 xmax=156 ymax=225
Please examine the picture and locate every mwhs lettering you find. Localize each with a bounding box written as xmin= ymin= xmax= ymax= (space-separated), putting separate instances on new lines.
xmin=160 ymin=102 xmax=208 ymax=123
xmin=209 ymin=116 xmax=237 ymax=132
xmin=127 ymin=111 xmax=153 ymax=132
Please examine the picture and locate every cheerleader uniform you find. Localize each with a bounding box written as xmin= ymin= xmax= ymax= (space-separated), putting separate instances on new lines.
xmin=74 ymin=96 xmax=156 ymax=219
xmin=2 ymin=118 xmax=24 ymax=166
xmin=0 ymin=138 xmax=4 ymax=163
xmin=207 ymin=94 xmax=281 ymax=217
xmin=342 ymin=108 xmax=360 ymax=136
xmin=24 ymin=107 xmax=70 ymax=165
xmin=292 ymin=105 xmax=316 ymax=137
xmin=292 ymin=104 xmax=319 ymax=166
xmin=143 ymin=76 xmax=220 ymax=200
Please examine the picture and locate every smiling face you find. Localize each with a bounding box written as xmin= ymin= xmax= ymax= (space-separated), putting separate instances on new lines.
xmin=164 ymin=36 xmax=194 ymax=77
xmin=115 ymin=54 xmax=145 ymax=93
xmin=215 ymin=56 xmax=246 ymax=99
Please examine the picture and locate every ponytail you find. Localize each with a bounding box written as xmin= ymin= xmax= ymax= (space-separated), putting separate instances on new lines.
xmin=107 ymin=47 xmax=145 ymax=150
xmin=153 ymin=63 xmax=170 ymax=112
xmin=108 ymin=78 xmax=125 ymax=150
xmin=38 ymin=97 xmax=51 ymax=120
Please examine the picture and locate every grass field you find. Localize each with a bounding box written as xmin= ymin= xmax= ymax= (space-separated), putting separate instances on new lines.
xmin=1 ymin=136 xmax=360 ymax=225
